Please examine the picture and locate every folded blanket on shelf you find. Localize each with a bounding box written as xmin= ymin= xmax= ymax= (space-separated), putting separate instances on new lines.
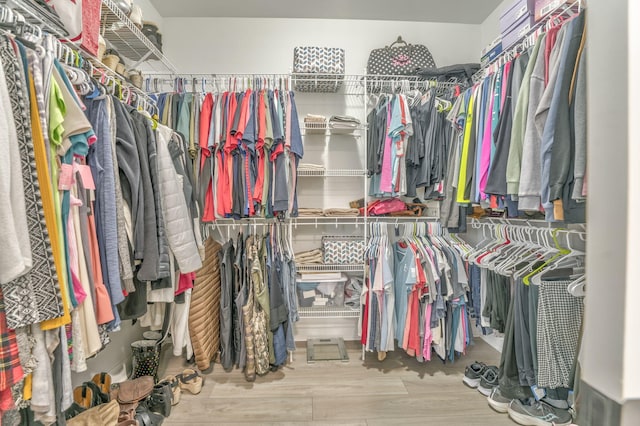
xmin=297 ymin=208 xmax=324 ymax=217
xmin=304 ymin=114 xmax=327 ymax=122
xmin=295 ymin=249 xmax=324 ymax=264
xmin=298 ymin=163 xmax=326 ymax=171
xmin=328 ymin=115 xmax=361 ymax=128
xmin=323 ymin=208 xmax=361 ymax=217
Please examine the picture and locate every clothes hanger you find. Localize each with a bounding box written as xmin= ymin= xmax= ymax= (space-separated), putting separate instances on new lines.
xmin=510 ymin=227 xmax=554 ymax=279
xmin=529 ymin=231 xmax=585 ymax=284
xmin=522 ymin=229 xmax=569 ymax=285
xmin=567 ymin=274 xmax=586 ymax=297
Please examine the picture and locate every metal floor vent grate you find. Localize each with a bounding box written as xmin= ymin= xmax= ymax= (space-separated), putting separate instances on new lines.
xmin=306 ymin=338 xmax=349 ymax=363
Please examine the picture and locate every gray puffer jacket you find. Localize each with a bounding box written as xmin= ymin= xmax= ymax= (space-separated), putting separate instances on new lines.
xmin=156 ymin=125 xmax=202 ymax=273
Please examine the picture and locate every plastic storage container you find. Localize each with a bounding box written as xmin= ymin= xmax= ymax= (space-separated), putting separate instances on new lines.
xmin=297 ymin=274 xmax=347 ymax=308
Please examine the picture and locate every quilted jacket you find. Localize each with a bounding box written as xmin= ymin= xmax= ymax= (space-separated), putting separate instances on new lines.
xmin=156 ymin=125 xmax=202 ymax=273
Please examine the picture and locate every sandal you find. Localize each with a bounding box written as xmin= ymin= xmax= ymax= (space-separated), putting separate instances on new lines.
xmin=85 ymin=381 xmax=110 ymax=405
xmin=161 ymin=375 xmax=181 ymax=405
xmin=92 ymin=372 xmax=113 ymax=395
xmin=176 ymin=368 xmax=204 ymax=395
xmin=146 ymin=382 xmax=172 ymax=417
xmin=73 ymin=384 xmax=96 ymax=409
xmin=136 ymin=402 xmax=164 ymax=426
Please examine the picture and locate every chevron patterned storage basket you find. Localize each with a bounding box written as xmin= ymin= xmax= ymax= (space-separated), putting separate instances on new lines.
xmin=293 ymin=47 xmax=345 ymax=92
xmin=322 ymin=236 xmax=365 ymax=264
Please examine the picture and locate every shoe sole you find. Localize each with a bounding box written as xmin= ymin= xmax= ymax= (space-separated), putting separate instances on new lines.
xmin=487 ymin=395 xmax=510 ymax=413
xmin=478 ymin=384 xmax=494 ymax=396
xmin=507 ymin=406 xmax=572 ymax=426
xmin=463 ymin=376 xmax=481 ymax=388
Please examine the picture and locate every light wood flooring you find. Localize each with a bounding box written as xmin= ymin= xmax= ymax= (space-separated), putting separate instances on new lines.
xmin=160 ymin=339 xmax=515 ymax=425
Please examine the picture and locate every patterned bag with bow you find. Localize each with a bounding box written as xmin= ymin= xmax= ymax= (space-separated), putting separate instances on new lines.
xmin=367 ymin=36 xmax=436 ymax=76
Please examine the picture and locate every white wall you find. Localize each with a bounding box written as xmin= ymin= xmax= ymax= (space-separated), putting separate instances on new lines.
xmin=161 ymin=17 xmax=482 ymax=74
xmin=625 ymin=0 xmax=640 ymax=402
xmin=134 ymin=0 xmax=164 ymax=31
xmin=71 ymin=321 xmax=145 ymax=387
xmin=479 ymin=0 xmax=510 ymax=51
xmin=582 ymin=0 xmax=627 ymax=404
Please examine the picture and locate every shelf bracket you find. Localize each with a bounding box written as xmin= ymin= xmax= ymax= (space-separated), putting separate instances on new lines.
xmin=130 ymin=50 xmax=154 ymax=70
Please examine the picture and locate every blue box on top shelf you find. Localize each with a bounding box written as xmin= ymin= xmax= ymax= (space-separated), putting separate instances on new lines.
xmin=500 ymin=0 xmax=536 ymax=49
xmin=481 ymin=40 xmax=503 ymax=65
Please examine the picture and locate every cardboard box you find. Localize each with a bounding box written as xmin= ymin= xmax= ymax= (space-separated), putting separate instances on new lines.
xmin=481 ymin=41 xmax=503 ymax=65
xmin=500 ymin=0 xmax=535 ymax=34
xmin=534 ymin=0 xmax=572 ymax=22
xmin=502 ymin=12 xmax=535 ymax=49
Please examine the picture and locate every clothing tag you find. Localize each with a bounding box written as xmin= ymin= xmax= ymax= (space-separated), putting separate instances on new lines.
xmin=303 ymin=290 xmax=316 ymax=299
xmin=568 ymin=390 xmax=575 ymax=408
xmin=531 ymin=385 xmax=546 ymax=401
xmin=76 ymin=164 xmax=96 ymax=190
xmin=58 ymin=164 xmax=75 ymax=190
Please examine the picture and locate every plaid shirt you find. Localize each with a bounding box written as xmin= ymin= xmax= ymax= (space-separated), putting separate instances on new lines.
xmin=0 ymin=291 xmax=24 ymax=393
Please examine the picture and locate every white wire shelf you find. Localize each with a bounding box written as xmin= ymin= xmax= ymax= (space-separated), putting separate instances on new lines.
xmin=296 ymin=264 xmax=365 ymax=273
xmin=101 ymin=0 xmax=176 ymax=72
xmin=303 ymin=122 xmax=328 ymax=133
xmin=204 ymin=216 xmax=439 ymax=227
xmin=143 ymin=72 xmax=460 ymax=95
xmin=473 ymin=0 xmax=583 ymax=82
xmin=292 ymin=217 xmax=364 ymax=227
xmin=2 ymin=0 xmax=68 ymax=38
xmin=298 ymin=306 xmax=360 ymax=319
xmin=301 ymin=123 xmax=365 ymax=136
xmin=367 ymin=216 xmax=440 ymax=222
xmin=292 ymin=73 xmax=460 ymax=96
xmin=297 ymin=169 xmax=366 ymax=177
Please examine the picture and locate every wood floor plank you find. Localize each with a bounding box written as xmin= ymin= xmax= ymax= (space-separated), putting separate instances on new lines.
xmin=160 ymin=338 xmax=507 ymax=425
xmin=312 ymin=394 xmax=505 ymax=421
xmin=204 ymin=375 xmax=408 ymax=398
xmin=169 ymin=395 xmax=313 ymax=423
xmin=366 ymin=414 xmax=515 ymax=425
xmin=165 ymin=422 xmax=367 ymax=426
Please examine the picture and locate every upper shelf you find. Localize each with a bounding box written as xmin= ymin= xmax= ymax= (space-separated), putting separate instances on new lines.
xmin=101 ymin=0 xmax=176 ymax=72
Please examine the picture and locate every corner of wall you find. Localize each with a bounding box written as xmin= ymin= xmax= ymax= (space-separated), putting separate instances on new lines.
xmin=479 ymin=0 xmax=511 ymax=55
xmin=134 ymin=0 xmax=164 ymax=31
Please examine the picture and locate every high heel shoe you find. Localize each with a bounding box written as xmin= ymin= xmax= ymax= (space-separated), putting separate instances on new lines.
xmin=161 ymin=375 xmax=181 ymax=405
xmin=176 ymin=369 xmax=204 ymax=395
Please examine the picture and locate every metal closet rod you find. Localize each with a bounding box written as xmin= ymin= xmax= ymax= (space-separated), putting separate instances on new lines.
xmin=469 ymin=217 xmax=587 ymax=238
xmin=205 ymin=216 xmax=440 ymax=227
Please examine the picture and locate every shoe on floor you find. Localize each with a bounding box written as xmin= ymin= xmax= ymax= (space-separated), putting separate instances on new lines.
xmin=463 ymin=361 xmax=487 ymax=388
xmin=477 ymin=366 xmax=499 ymax=396
xmin=508 ymin=398 xmax=573 ymax=426
xmin=487 ymin=387 xmax=512 ymax=413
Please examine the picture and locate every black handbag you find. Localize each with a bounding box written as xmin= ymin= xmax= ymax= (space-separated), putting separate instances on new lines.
xmin=367 ymin=36 xmax=436 ymax=76
xmin=417 ymin=63 xmax=481 ymax=89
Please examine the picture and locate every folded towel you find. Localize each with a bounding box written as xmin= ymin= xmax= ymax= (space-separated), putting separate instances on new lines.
xmin=323 ymin=208 xmax=361 ymax=217
xmin=298 ymin=163 xmax=326 ymax=171
xmin=304 ymin=114 xmax=327 ymax=122
xmin=295 ymin=248 xmax=324 ymax=264
xmin=298 ymin=208 xmax=324 ymax=217
xmin=329 ymin=115 xmax=360 ymax=125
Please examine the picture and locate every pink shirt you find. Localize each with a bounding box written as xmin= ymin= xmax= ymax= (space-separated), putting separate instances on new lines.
xmin=423 ymin=303 xmax=433 ymax=361
xmin=478 ymin=79 xmax=496 ymax=197
xmin=379 ymin=106 xmax=394 ymax=193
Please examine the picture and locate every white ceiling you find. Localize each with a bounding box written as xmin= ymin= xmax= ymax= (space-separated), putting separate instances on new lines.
xmin=149 ymin=0 xmax=504 ymax=24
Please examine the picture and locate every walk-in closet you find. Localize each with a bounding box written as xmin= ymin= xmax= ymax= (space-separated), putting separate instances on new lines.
xmin=0 ymin=0 xmax=636 ymax=425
